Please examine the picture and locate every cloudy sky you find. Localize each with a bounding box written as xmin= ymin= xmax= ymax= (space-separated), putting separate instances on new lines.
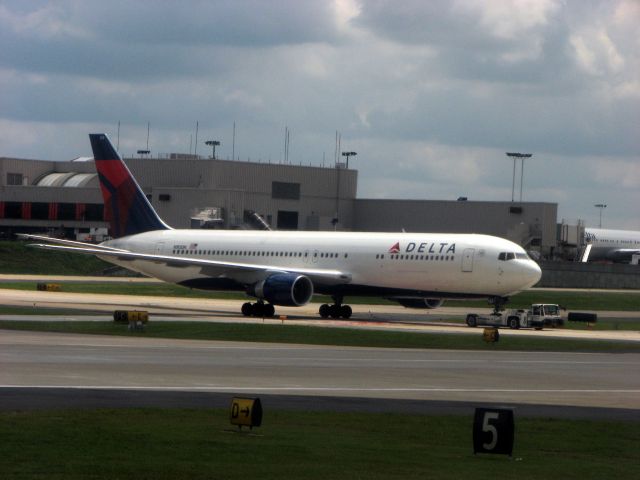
xmin=1 ymin=0 xmax=638 ymax=229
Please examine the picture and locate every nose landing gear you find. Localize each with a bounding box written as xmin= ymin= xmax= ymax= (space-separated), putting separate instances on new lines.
xmin=319 ymin=296 xmax=352 ymax=319
xmin=489 ymin=296 xmax=509 ymax=314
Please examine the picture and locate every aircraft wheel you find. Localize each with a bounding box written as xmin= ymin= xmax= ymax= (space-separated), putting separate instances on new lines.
xmin=508 ymin=317 xmax=520 ymax=329
xmin=330 ymin=305 xmax=341 ymax=319
xmin=241 ymin=302 xmax=253 ymax=316
xmin=252 ymin=303 xmax=264 ymax=317
xmin=340 ymin=305 xmax=352 ymax=319
xmin=264 ymin=304 xmax=275 ymax=317
xmin=319 ymin=304 xmax=330 ymax=318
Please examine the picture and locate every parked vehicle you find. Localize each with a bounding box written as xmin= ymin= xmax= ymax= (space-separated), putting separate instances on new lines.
xmin=466 ymin=304 xmax=564 ymax=330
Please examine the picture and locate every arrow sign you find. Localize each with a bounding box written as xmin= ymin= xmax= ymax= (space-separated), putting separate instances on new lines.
xmin=230 ymin=397 xmax=263 ymax=428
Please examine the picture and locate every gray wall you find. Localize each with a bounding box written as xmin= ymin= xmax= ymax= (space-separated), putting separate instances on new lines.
xmin=1 ymin=156 xmax=358 ymax=232
xmin=353 ymin=199 xmax=557 ymax=249
xmin=125 ymin=158 xmax=357 ymax=229
xmin=538 ymin=261 xmax=640 ymax=289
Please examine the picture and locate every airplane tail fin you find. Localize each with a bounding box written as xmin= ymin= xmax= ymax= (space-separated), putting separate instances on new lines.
xmin=89 ymin=133 xmax=170 ymax=238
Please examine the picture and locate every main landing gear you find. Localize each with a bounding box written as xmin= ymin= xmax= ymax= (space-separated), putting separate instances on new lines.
xmin=319 ymin=296 xmax=352 ymax=319
xmin=241 ymin=301 xmax=275 ymax=318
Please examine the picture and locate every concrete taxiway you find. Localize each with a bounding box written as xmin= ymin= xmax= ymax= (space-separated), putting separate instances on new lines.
xmin=1 ymin=330 xmax=639 ymax=411
xmin=1 ymin=279 xmax=639 ymax=417
xmin=1 ymin=287 xmax=639 ymax=342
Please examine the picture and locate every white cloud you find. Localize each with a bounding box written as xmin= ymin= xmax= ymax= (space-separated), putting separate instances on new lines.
xmin=589 ymin=158 xmax=640 ymax=189
xmin=465 ymin=0 xmax=558 ymax=39
xmin=0 ymin=3 xmax=90 ymax=40
xmin=0 ymin=0 xmax=638 ymax=229
xmin=571 ymin=29 xmax=624 ymax=76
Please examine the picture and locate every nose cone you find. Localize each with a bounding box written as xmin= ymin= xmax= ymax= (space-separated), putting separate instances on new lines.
xmin=523 ymin=260 xmax=542 ymax=289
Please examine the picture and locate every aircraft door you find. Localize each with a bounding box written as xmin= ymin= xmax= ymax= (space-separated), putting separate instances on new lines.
xmin=462 ymin=248 xmax=475 ymax=272
xmin=155 ymin=242 xmax=164 ymax=255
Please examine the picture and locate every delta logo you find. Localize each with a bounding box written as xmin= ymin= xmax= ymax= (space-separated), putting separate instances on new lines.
xmin=388 ymin=241 xmax=456 ymax=255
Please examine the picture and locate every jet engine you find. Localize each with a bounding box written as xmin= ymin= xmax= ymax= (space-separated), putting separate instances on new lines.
xmin=395 ymin=298 xmax=445 ymax=309
xmin=249 ymin=273 xmax=314 ymax=306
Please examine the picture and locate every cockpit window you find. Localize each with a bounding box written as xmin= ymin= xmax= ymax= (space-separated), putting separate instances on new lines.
xmin=499 ymin=251 xmax=529 ymax=261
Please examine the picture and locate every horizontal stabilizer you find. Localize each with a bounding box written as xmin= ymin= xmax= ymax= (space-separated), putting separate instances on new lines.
xmin=17 ymin=234 xmax=126 ymax=252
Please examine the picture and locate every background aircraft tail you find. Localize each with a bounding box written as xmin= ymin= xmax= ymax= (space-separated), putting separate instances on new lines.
xmin=89 ymin=133 xmax=170 ymax=238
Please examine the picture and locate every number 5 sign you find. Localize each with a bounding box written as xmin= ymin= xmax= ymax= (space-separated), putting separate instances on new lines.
xmin=473 ymin=408 xmax=514 ymax=456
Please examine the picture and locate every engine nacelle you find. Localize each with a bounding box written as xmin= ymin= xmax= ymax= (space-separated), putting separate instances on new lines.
xmin=395 ymin=298 xmax=444 ymax=309
xmin=249 ymin=273 xmax=314 ymax=306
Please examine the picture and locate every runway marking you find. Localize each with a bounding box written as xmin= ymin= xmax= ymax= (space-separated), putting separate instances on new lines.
xmin=1 ymin=385 xmax=639 ymax=394
xmin=250 ymin=357 xmax=639 ymax=366
xmin=2 ymin=351 xmax=638 ymax=367
xmin=2 ymin=347 xmax=638 ymax=366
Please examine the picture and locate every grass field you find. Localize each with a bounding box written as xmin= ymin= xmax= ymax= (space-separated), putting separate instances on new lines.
xmin=1 ymin=320 xmax=638 ymax=353
xmin=0 ymin=241 xmax=110 ymax=275
xmin=7 ymin=303 xmax=637 ymax=331
xmin=4 ymin=243 xmax=637 ymax=479
xmin=2 ymin=280 xmax=640 ymax=311
xmin=0 ymin=409 xmax=638 ymax=480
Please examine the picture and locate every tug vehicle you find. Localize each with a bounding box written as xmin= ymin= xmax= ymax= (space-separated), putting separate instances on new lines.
xmin=466 ymin=304 xmax=563 ymax=330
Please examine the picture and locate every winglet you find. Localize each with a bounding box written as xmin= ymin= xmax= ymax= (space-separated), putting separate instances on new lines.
xmin=89 ymin=133 xmax=170 ymax=238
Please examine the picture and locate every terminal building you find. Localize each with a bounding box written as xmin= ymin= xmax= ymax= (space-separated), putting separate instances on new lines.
xmin=1 ymin=153 xmax=558 ymax=257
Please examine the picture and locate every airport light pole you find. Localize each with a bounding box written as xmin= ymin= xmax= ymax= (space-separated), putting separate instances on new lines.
xmin=594 ymin=203 xmax=607 ymax=228
xmin=341 ymin=151 xmax=357 ymax=169
xmin=205 ymin=140 xmax=221 ymax=160
xmin=506 ymin=152 xmax=532 ymax=202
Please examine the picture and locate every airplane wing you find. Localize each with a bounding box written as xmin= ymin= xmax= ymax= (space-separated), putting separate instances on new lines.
xmin=25 ymin=242 xmax=352 ymax=287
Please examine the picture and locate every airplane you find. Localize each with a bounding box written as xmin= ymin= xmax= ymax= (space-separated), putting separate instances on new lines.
xmin=20 ymin=133 xmax=542 ymax=319
xmin=581 ymin=228 xmax=640 ymax=263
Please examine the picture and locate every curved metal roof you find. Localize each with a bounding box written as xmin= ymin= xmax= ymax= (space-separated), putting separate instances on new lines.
xmin=35 ymin=172 xmax=97 ymax=187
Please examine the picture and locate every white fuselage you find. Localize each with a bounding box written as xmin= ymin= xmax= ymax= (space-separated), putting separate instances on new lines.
xmin=584 ymin=228 xmax=640 ymax=263
xmin=101 ymin=230 xmax=541 ymax=299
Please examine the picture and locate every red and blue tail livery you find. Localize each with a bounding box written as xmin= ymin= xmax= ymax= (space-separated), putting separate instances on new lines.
xmin=89 ymin=134 xmax=170 ymax=238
